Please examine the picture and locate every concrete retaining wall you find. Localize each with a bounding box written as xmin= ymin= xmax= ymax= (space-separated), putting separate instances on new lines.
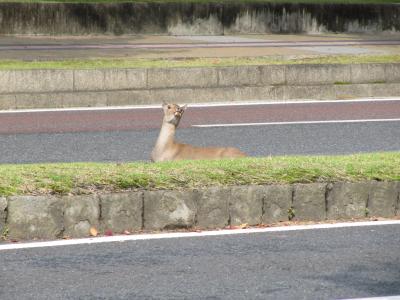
xmin=0 ymin=2 xmax=399 ymax=35
xmin=1 ymin=63 xmax=400 ymax=110
xmin=2 ymin=181 xmax=399 ymax=240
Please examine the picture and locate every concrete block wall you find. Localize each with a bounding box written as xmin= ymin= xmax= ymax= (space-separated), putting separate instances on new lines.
xmin=2 ymin=181 xmax=399 ymax=241
xmin=1 ymin=63 xmax=400 ymax=110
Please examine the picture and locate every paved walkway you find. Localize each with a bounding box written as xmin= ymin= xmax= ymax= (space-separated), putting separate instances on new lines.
xmin=1 ymin=33 xmax=399 ymax=60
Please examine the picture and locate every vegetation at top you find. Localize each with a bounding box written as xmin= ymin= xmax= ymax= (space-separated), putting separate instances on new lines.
xmin=0 ymin=0 xmax=399 ymax=4
xmin=0 ymin=152 xmax=399 ymax=197
xmin=0 ymin=54 xmax=399 ymax=70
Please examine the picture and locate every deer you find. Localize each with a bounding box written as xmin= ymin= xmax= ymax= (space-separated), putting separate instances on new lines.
xmin=151 ymin=102 xmax=247 ymax=162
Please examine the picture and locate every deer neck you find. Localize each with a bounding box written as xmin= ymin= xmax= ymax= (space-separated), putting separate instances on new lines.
xmin=154 ymin=121 xmax=177 ymax=151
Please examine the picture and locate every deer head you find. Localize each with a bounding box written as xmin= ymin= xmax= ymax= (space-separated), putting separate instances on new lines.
xmin=162 ymin=101 xmax=187 ymax=127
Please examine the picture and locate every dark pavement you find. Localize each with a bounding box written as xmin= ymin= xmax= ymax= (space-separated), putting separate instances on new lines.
xmin=1 ymin=223 xmax=399 ymax=300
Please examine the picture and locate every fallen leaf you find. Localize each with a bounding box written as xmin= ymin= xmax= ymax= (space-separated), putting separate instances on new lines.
xmin=256 ymin=224 xmax=269 ymax=228
xmin=89 ymin=227 xmax=98 ymax=237
xmin=123 ymin=230 xmax=131 ymax=235
xmin=188 ymin=228 xmax=202 ymax=233
xmin=227 ymin=223 xmax=249 ymax=230
xmin=105 ymin=229 xmax=113 ymax=236
xmin=226 ymin=225 xmax=240 ymax=230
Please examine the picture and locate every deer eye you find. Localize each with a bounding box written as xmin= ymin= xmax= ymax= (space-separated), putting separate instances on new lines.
xmin=167 ymin=105 xmax=171 ymax=109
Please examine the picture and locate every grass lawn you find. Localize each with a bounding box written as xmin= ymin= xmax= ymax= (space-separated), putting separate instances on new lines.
xmin=0 ymin=152 xmax=399 ymax=196
xmin=1 ymin=55 xmax=400 ymax=70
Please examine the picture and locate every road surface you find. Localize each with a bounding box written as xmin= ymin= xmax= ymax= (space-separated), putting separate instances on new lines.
xmin=1 ymin=221 xmax=399 ymax=300
xmin=0 ymin=99 xmax=399 ymax=163
xmin=1 ymin=34 xmax=399 ymax=60
xmin=2 ymin=38 xmax=400 ymax=51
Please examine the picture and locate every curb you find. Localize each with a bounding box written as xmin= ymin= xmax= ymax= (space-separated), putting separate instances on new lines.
xmin=1 ymin=63 xmax=400 ymax=110
xmin=2 ymin=181 xmax=399 ymax=241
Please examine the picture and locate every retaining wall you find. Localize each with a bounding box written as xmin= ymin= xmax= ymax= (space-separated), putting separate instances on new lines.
xmin=1 ymin=63 xmax=400 ymax=110
xmin=2 ymin=181 xmax=399 ymax=240
xmin=0 ymin=2 xmax=399 ymax=35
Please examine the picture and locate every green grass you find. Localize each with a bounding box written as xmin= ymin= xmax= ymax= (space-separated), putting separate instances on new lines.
xmin=1 ymin=0 xmax=399 ymax=4
xmin=1 ymin=54 xmax=400 ymax=70
xmin=0 ymin=152 xmax=399 ymax=196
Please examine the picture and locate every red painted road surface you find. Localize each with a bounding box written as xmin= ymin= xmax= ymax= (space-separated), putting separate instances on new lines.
xmin=0 ymin=100 xmax=399 ymax=134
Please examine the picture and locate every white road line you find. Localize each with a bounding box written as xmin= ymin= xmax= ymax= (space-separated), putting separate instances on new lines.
xmin=0 ymin=220 xmax=399 ymax=251
xmin=0 ymin=97 xmax=399 ymax=114
xmin=192 ymin=118 xmax=400 ymax=127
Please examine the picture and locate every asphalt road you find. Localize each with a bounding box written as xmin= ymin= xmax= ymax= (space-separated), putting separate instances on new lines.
xmin=1 ymin=223 xmax=399 ymax=299
xmin=0 ymin=100 xmax=399 ymax=163
xmin=1 ymin=33 xmax=399 ymax=60
xmin=1 ymin=38 xmax=399 ymax=51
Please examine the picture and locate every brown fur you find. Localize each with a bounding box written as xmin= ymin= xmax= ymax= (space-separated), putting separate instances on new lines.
xmin=151 ymin=102 xmax=246 ymax=162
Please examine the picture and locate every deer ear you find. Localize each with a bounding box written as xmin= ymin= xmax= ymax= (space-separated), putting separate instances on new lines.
xmin=181 ymin=104 xmax=187 ymax=111
xmin=162 ymin=101 xmax=168 ymax=108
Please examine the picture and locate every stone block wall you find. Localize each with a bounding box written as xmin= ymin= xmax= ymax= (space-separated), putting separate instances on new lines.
xmin=1 ymin=3 xmax=399 ymax=35
xmin=1 ymin=181 xmax=399 ymax=240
